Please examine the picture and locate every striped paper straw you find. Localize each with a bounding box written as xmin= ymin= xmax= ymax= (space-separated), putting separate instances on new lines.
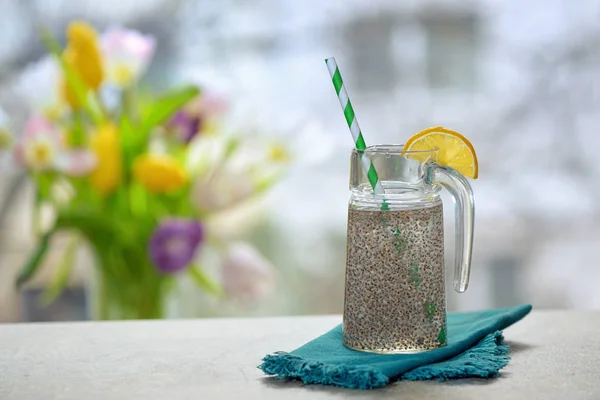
xmin=325 ymin=57 xmax=384 ymax=195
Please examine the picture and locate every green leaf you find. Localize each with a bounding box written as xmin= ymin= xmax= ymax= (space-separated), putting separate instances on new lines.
xmin=119 ymin=115 xmax=138 ymax=182
xmin=69 ymin=111 xmax=86 ymax=146
xmin=128 ymin=183 xmax=148 ymax=217
xmin=40 ymin=236 xmax=79 ymax=306
xmin=188 ymin=266 xmax=224 ymax=297
xmin=119 ymin=114 xmax=136 ymax=149
xmin=54 ymin=208 xmax=115 ymax=236
xmin=35 ymin=173 xmax=55 ymax=200
xmin=254 ymin=170 xmax=284 ymax=194
xmin=16 ymin=230 xmax=54 ymax=288
xmin=139 ymin=85 xmax=199 ymax=139
xmin=224 ymin=137 xmax=241 ymax=159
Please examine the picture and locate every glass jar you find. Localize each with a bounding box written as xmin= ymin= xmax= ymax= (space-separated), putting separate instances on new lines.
xmin=343 ymin=145 xmax=474 ymax=353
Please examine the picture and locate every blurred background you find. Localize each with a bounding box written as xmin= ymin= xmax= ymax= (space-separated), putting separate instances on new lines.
xmin=1 ymin=0 xmax=599 ymax=322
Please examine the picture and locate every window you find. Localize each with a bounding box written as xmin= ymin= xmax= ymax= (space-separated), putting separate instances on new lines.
xmin=342 ymin=12 xmax=400 ymax=93
xmin=420 ymin=12 xmax=479 ymax=90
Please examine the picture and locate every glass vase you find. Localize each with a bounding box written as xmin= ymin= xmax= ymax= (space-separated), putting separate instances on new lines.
xmin=85 ymin=244 xmax=171 ymax=320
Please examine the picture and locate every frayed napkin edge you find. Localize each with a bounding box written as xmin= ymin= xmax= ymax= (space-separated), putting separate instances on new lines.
xmin=258 ymin=352 xmax=389 ymax=389
xmin=401 ymin=331 xmax=510 ymax=381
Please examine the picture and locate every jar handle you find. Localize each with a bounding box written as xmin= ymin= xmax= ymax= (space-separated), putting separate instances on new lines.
xmin=425 ymin=163 xmax=475 ymax=293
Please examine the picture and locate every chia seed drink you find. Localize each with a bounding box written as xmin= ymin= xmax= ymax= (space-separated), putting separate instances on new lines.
xmin=343 ymin=203 xmax=447 ymax=353
xmin=343 ymin=145 xmax=475 ymax=353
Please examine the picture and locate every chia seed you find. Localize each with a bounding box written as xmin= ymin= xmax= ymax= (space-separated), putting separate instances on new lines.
xmin=343 ymin=202 xmax=447 ymax=353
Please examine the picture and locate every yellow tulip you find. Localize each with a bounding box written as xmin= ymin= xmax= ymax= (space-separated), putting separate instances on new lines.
xmin=133 ymin=154 xmax=188 ymax=194
xmin=62 ymin=21 xmax=104 ymax=109
xmin=90 ymin=124 xmax=121 ymax=195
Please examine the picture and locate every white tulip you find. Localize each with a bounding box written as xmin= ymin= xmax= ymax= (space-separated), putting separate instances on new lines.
xmin=221 ymin=242 xmax=275 ymax=302
xmin=192 ymin=164 xmax=255 ymax=212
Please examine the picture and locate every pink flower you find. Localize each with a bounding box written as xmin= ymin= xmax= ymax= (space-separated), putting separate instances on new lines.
xmin=194 ymin=93 xmax=228 ymax=120
xmin=14 ymin=116 xmax=62 ymax=172
xmin=101 ymin=26 xmax=155 ymax=86
xmin=221 ymin=242 xmax=275 ymax=302
xmin=14 ymin=115 xmax=96 ymax=176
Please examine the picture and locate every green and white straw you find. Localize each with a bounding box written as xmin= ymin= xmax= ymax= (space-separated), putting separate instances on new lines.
xmin=325 ymin=57 xmax=384 ymax=195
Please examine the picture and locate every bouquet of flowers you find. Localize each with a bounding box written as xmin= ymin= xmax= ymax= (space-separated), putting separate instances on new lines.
xmin=11 ymin=21 xmax=286 ymax=319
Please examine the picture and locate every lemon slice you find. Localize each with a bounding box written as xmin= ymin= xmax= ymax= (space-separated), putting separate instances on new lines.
xmin=403 ymin=126 xmax=479 ymax=179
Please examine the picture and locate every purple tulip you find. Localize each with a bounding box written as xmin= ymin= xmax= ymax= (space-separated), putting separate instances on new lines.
xmin=167 ymin=94 xmax=228 ymax=143
xmin=168 ymin=111 xmax=202 ymax=143
xmin=149 ymin=219 xmax=204 ymax=273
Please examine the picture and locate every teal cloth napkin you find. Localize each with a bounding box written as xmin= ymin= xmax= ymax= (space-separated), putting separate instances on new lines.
xmin=260 ymin=304 xmax=532 ymax=389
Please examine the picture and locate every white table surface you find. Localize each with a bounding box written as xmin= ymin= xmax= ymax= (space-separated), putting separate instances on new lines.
xmin=0 ymin=310 xmax=598 ymax=400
